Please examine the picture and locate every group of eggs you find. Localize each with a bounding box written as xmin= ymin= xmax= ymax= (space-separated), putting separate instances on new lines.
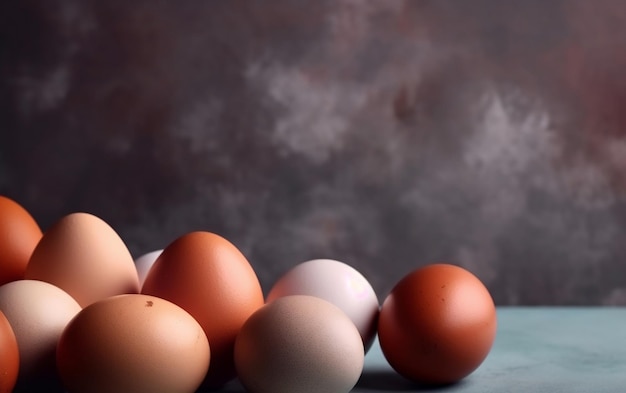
xmin=0 ymin=195 xmax=497 ymax=393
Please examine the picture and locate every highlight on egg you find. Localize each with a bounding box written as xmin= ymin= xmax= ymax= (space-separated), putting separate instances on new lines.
xmin=378 ymin=263 xmax=497 ymax=385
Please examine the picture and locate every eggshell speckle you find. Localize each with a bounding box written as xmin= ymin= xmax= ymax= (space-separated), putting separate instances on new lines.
xmin=266 ymin=258 xmax=379 ymax=352
xmin=235 ymin=295 xmax=364 ymax=393
xmin=57 ymin=294 xmax=210 ymax=393
xmin=25 ymin=212 xmax=140 ymax=307
xmin=0 ymin=280 xmax=81 ymax=389
xmin=378 ymin=263 xmax=497 ymax=385
xmin=141 ymin=231 xmax=264 ymax=387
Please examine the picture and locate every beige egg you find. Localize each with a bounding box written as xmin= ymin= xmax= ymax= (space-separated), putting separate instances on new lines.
xmin=57 ymin=294 xmax=210 ymax=393
xmin=234 ymin=295 xmax=364 ymax=393
xmin=25 ymin=212 xmax=140 ymax=307
xmin=0 ymin=280 xmax=81 ymax=389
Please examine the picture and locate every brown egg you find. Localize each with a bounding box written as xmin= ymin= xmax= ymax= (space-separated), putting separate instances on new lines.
xmin=0 ymin=196 xmax=42 ymax=285
xmin=57 ymin=294 xmax=210 ymax=393
xmin=25 ymin=212 xmax=140 ymax=307
xmin=141 ymin=231 xmax=264 ymax=387
xmin=0 ymin=280 xmax=81 ymax=390
xmin=378 ymin=263 xmax=497 ymax=385
xmin=0 ymin=310 xmax=19 ymax=393
xmin=235 ymin=295 xmax=364 ymax=393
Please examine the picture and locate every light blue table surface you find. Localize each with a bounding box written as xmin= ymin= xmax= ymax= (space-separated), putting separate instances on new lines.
xmin=219 ymin=307 xmax=626 ymax=392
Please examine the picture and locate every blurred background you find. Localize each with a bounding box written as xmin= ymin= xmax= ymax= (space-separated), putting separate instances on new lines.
xmin=1 ymin=0 xmax=626 ymax=305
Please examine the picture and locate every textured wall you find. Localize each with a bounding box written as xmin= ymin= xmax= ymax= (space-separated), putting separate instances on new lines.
xmin=2 ymin=1 xmax=626 ymax=305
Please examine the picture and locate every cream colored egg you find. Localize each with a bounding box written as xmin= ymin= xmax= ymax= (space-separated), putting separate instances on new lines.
xmin=235 ymin=295 xmax=364 ymax=393
xmin=0 ymin=280 xmax=81 ymax=389
xmin=25 ymin=212 xmax=140 ymax=307
xmin=267 ymin=259 xmax=379 ymax=352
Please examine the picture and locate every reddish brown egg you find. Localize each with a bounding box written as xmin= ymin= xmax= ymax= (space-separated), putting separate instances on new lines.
xmin=141 ymin=231 xmax=264 ymax=387
xmin=0 ymin=196 xmax=42 ymax=285
xmin=378 ymin=263 xmax=497 ymax=385
xmin=0 ymin=310 xmax=19 ymax=393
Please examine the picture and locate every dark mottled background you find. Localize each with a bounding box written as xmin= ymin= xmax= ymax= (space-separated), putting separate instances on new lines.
xmin=2 ymin=0 xmax=626 ymax=305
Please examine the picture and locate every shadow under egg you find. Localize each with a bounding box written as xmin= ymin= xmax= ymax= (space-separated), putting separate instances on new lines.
xmin=355 ymin=369 xmax=468 ymax=392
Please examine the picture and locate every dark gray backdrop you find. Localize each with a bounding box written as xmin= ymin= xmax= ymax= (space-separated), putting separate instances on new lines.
xmin=2 ymin=0 xmax=626 ymax=305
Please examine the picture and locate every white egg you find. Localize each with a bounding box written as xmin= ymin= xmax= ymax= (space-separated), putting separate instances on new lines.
xmin=266 ymin=258 xmax=379 ymax=352
xmin=134 ymin=249 xmax=163 ymax=287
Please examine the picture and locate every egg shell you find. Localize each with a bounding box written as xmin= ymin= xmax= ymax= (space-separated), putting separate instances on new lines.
xmin=0 ymin=280 xmax=81 ymax=389
xmin=134 ymin=249 xmax=163 ymax=287
xmin=141 ymin=231 xmax=264 ymax=387
xmin=235 ymin=295 xmax=365 ymax=393
xmin=266 ymin=258 xmax=379 ymax=352
xmin=25 ymin=212 xmax=140 ymax=307
xmin=57 ymin=294 xmax=210 ymax=393
xmin=378 ymin=263 xmax=497 ymax=385
xmin=0 ymin=310 xmax=19 ymax=393
xmin=0 ymin=196 xmax=42 ymax=285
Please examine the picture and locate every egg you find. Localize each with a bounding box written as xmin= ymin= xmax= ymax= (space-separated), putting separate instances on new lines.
xmin=0 ymin=280 xmax=81 ymax=389
xmin=266 ymin=258 xmax=379 ymax=352
xmin=0 ymin=310 xmax=19 ymax=393
xmin=134 ymin=249 xmax=162 ymax=287
xmin=378 ymin=263 xmax=497 ymax=385
xmin=0 ymin=196 xmax=42 ymax=285
xmin=25 ymin=212 xmax=140 ymax=307
xmin=141 ymin=231 xmax=264 ymax=387
xmin=57 ymin=294 xmax=210 ymax=393
xmin=234 ymin=295 xmax=364 ymax=393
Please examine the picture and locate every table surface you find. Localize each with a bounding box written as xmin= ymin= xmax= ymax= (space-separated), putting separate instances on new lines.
xmin=218 ymin=307 xmax=626 ymax=393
